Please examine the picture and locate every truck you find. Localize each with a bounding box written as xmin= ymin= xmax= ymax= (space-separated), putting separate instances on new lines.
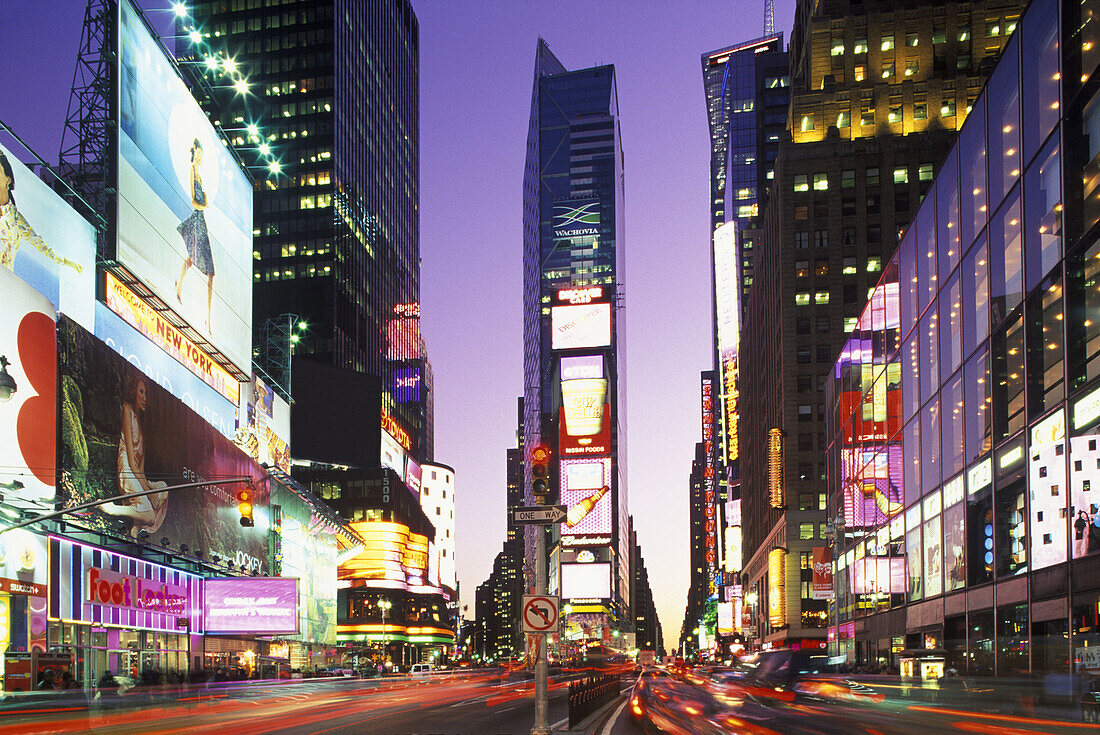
xmin=638 ymin=651 xmax=657 ymax=667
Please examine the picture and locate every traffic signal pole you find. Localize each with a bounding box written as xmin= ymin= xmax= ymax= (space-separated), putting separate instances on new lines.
xmin=532 ymin=523 xmax=549 ymax=735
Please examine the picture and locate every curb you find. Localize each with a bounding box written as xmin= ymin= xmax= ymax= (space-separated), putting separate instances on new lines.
xmin=552 ymin=690 xmax=627 ymax=734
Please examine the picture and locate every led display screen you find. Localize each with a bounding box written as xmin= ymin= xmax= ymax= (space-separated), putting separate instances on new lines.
xmin=0 ymin=268 xmax=56 ymax=504
xmin=713 ymin=222 xmax=740 ymax=463
xmin=848 ymin=557 xmax=907 ymax=595
xmin=204 ymin=577 xmax=299 ymax=635
xmin=58 ymin=317 xmax=270 ymax=573
xmin=340 ymin=521 xmax=434 ymax=593
xmin=559 ymin=458 xmax=612 ymax=537
xmin=551 ymin=303 xmax=612 ymax=350
xmin=561 ymin=562 xmax=611 ymax=600
xmin=117 ymin=0 xmax=253 ymax=372
xmin=841 ymin=444 xmax=904 ymax=528
xmin=393 ymin=367 xmax=421 ymax=403
xmin=0 ymin=143 xmax=96 ymax=329
xmin=1030 ymin=409 xmax=1067 ymax=569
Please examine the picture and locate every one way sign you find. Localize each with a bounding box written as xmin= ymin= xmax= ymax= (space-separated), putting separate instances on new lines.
xmin=512 ymin=505 xmax=567 ymax=525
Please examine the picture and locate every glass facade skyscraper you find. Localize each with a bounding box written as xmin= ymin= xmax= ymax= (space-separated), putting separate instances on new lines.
xmin=187 ymin=0 xmax=426 ymax=456
xmin=522 ymin=40 xmax=630 ymax=637
xmin=827 ymin=0 xmax=1100 ymax=674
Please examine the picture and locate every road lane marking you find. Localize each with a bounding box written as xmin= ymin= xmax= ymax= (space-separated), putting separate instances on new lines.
xmin=551 ymin=715 xmax=569 ymax=729
xmin=599 ymin=697 xmax=628 ymax=735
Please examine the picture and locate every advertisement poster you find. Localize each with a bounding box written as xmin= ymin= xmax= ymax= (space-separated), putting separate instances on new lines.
xmin=277 ymin=499 xmax=337 ymax=644
xmin=58 ymin=318 xmax=269 ymax=573
xmin=561 ymin=562 xmax=610 ymax=600
xmin=0 ymin=143 xmax=96 ymax=330
xmin=0 ymin=268 xmax=56 ymax=503
xmin=235 ymin=375 xmax=290 ymax=474
xmin=1030 ymin=409 xmax=1068 ymax=569
xmin=117 ymin=0 xmax=252 ymax=372
xmin=811 ymin=547 xmax=832 ymax=600
xmin=551 ymin=303 xmax=612 ymax=351
xmin=94 ymin=301 xmax=237 ymax=440
xmin=559 ymin=458 xmax=612 ymax=537
xmin=842 ymin=444 xmax=904 ymax=528
xmin=204 ymin=577 xmax=299 ymax=635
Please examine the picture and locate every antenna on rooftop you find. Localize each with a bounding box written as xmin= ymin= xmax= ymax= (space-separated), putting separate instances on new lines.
xmin=764 ymin=0 xmax=775 ymax=34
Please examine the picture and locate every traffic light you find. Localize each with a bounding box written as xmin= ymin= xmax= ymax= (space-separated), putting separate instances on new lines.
xmin=531 ymin=444 xmax=551 ymax=502
xmin=237 ymin=488 xmax=255 ymax=527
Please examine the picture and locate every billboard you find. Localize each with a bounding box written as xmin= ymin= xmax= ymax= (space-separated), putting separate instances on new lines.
xmin=48 ymin=536 xmax=204 ymax=633
xmin=0 ymin=269 xmax=56 ymax=503
xmin=1030 ymin=409 xmax=1067 ymax=570
xmin=94 ymin=301 xmax=237 ymax=440
xmin=561 ymin=562 xmax=611 ymax=600
xmin=340 ymin=521 xmax=434 ymax=593
xmin=552 ymin=199 xmax=599 ymax=239
xmin=393 ymin=367 xmax=422 ymax=403
xmin=841 ymin=444 xmax=904 ymax=528
xmin=105 ymin=273 xmax=241 ymax=405
xmin=713 ymin=222 xmax=740 ymax=463
xmin=559 ymin=458 xmax=613 ymax=537
xmin=58 ymin=318 xmax=269 ymax=573
xmin=117 ymin=0 xmax=253 ymax=372
xmin=290 ymin=357 xmax=381 ymax=468
xmin=848 ymin=557 xmax=907 ymax=595
xmin=235 ymin=375 xmax=290 ymax=474
xmin=811 ymin=547 xmax=832 ymax=600
xmin=0 ymin=143 xmax=96 ymax=330
xmin=204 ymin=577 xmax=299 ymax=635
xmin=552 ymin=285 xmax=611 ymax=351
xmin=276 ymin=496 xmax=337 ymax=645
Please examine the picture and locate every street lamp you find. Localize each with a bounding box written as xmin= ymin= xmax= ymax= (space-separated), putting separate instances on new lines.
xmin=823 ymin=511 xmax=845 ymax=665
xmin=379 ymin=598 xmax=392 ymax=669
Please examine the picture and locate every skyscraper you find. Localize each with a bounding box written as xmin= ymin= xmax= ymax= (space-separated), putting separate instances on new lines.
xmin=738 ymin=0 xmax=1027 ymax=650
xmin=187 ymin=0 xmax=427 ymax=453
xmin=522 ymin=40 xmax=630 ymax=642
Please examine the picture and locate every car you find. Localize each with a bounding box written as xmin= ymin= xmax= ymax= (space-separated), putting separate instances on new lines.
xmin=411 ymin=663 xmax=434 ymax=677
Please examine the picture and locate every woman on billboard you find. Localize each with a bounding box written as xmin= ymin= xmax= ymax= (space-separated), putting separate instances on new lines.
xmin=104 ymin=373 xmax=169 ymax=537
xmin=0 ymin=150 xmax=83 ymax=273
xmin=174 ymin=139 xmax=215 ymax=333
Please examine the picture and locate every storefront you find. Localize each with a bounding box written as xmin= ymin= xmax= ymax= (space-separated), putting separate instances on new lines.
xmin=46 ymin=536 xmax=203 ymax=687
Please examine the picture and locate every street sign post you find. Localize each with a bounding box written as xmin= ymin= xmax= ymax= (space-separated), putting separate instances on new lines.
xmin=512 ymin=505 xmax=567 ymax=525
xmin=522 ymin=595 xmax=560 ymax=634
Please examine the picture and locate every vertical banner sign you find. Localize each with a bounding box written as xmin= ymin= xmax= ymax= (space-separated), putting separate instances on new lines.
xmin=702 ymin=378 xmax=718 ymax=589
xmin=768 ymin=548 xmax=787 ymax=627
xmin=812 ymin=546 xmax=833 ymax=600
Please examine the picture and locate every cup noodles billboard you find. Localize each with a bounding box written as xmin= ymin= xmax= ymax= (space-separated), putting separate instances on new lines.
xmin=559 ymin=354 xmax=611 ymax=456
xmin=551 ymin=287 xmax=611 ymax=351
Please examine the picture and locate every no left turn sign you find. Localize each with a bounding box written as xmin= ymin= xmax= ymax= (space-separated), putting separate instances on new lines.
xmin=521 ymin=595 xmax=559 ymax=633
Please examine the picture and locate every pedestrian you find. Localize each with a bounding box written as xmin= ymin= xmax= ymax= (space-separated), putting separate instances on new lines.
xmin=36 ymin=669 xmax=57 ymax=691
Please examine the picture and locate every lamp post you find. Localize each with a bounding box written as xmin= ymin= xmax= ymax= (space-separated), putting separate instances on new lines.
xmin=379 ymin=598 xmax=392 ymax=670
xmin=823 ymin=511 xmax=845 ymax=665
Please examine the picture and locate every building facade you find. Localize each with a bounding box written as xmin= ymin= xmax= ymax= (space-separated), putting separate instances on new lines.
xmin=826 ymin=0 xmax=1100 ymax=674
xmin=521 ymin=40 xmax=631 ymax=642
xmin=738 ymin=0 xmax=1026 ymax=650
xmin=420 ymin=462 xmax=457 ymax=595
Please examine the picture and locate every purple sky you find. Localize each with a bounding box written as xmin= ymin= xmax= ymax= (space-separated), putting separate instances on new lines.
xmin=2 ymin=0 xmax=796 ymax=648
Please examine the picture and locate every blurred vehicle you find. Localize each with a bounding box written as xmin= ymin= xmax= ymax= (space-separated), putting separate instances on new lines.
xmin=1082 ymin=678 xmax=1100 ymax=722
xmin=639 ymin=650 xmax=657 ymax=667
xmin=411 ymin=663 xmax=434 ymax=678
xmin=629 ymin=668 xmax=712 ymax=735
xmin=792 ymin=676 xmax=885 ymax=704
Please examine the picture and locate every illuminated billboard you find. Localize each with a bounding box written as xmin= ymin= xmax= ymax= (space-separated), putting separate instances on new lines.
xmin=552 ymin=304 xmax=612 ymax=351
xmin=393 ymin=367 xmax=421 ymax=403
xmin=552 ymin=199 xmax=599 ymax=239
xmin=204 ymin=577 xmax=299 ymax=635
xmin=841 ymin=444 xmax=904 ymax=528
xmin=105 ymin=273 xmax=241 ymax=405
xmin=57 ymin=318 xmax=270 ymax=573
xmin=713 ymin=222 xmax=740 ymax=463
xmin=236 ymin=375 xmax=290 ymax=474
xmin=848 ymin=557 xmax=907 ymax=595
xmin=277 ymin=495 xmax=338 ymax=644
xmin=561 ymin=562 xmax=611 ymax=600
xmin=767 ymin=548 xmax=786 ymax=627
xmin=559 ymin=458 xmax=613 ymax=537
xmin=1030 ymin=409 xmax=1067 ymax=569
xmin=0 ymin=269 xmax=56 ymax=504
xmin=340 ymin=521 xmax=435 ymax=593
xmin=381 ymin=428 xmax=407 ymax=478
xmin=117 ymin=0 xmax=253 ymax=373
xmin=0 ymin=143 xmax=96 ymax=330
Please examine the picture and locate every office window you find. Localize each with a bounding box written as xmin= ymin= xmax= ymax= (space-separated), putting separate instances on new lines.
xmin=882 ymin=61 xmax=895 ymax=79
xmin=855 ymin=65 xmax=867 ymax=83
xmin=837 ymin=111 xmax=851 ymax=128
xmin=795 ymin=205 xmax=809 ymax=220
xmin=814 ymin=173 xmax=829 ymax=191
xmin=867 ymin=257 xmax=882 ymax=272
xmin=914 ymin=103 xmax=928 ymax=120
xmin=797 ymin=375 xmax=812 ymax=392
xmin=1026 ymin=278 xmax=1065 ymax=418
xmin=796 ymin=317 xmax=811 ymax=335
xmin=894 ymin=167 xmax=909 ymax=184
xmin=800 ymin=523 xmax=815 ymax=540
xmin=889 ymin=105 xmax=902 ymax=123
xmin=816 ymin=316 xmax=831 ymax=334
xmin=907 ymin=33 xmax=919 ymax=47
xmin=799 ymin=404 xmax=813 ymax=422
xmin=796 ymin=260 xmax=810 ymax=278
xmin=843 ymin=197 xmax=856 ymax=216
xmin=794 ymin=174 xmax=809 ymax=192
xmin=942 ymin=98 xmax=956 ymax=117
xmin=796 ymin=292 xmax=811 ymax=306
xmin=843 ymin=257 xmax=858 ymax=274
xmin=801 ymin=115 xmax=815 ymax=132
xmin=844 ymin=316 xmax=859 ymax=332
xmin=854 ymin=39 xmax=868 ymax=54
xmin=866 ymin=167 xmax=880 ymax=187
xmin=815 ymin=291 xmax=830 ymax=305
xmin=933 ymin=30 xmax=947 ymax=44
xmin=958 ymin=27 xmax=970 ymax=42
xmin=817 ymin=344 xmax=833 ymax=362
xmin=881 ymin=35 xmax=895 ymax=51
xmin=831 ymin=39 xmax=845 ymax=56
xmin=919 ymin=164 xmax=934 ymax=181
xmin=906 ymin=60 xmax=919 ymax=77
xmin=842 ymin=170 xmax=855 ymax=188
xmin=799 ymin=493 xmax=815 ymax=510
xmin=958 ymin=55 xmax=971 ymax=71
xmin=814 ymin=230 xmax=829 ymax=248
xmin=796 ymin=231 xmax=809 ymax=248
xmin=815 ymin=260 xmax=829 ymax=277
